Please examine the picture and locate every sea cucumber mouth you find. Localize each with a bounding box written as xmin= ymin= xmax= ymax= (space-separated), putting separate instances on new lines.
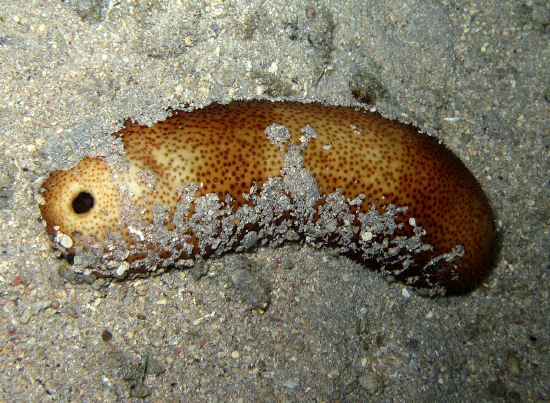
xmin=71 ymin=191 xmax=95 ymax=214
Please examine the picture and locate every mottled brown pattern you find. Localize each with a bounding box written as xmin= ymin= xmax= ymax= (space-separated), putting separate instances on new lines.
xmin=40 ymin=101 xmax=495 ymax=295
xmin=40 ymin=158 xmax=120 ymax=240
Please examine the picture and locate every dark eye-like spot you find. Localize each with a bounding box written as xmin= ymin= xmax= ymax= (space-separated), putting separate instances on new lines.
xmin=72 ymin=192 xmax=94 ymax=214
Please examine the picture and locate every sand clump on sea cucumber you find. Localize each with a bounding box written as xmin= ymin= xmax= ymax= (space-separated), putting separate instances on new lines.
xmin=39 ymin=101 xmax=496 ymax=296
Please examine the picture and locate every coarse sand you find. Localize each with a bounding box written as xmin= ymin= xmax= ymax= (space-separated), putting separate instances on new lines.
xmin=0 ymin=1 xmax=549 ymax=402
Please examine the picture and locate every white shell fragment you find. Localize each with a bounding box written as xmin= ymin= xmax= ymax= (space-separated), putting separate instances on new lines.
xmin=55 ymin=233 xmax=73 ymax=249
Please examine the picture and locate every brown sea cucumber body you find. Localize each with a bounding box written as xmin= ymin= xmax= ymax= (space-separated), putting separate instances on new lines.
xmin=39 ymin=101 xmax=495 ymax=295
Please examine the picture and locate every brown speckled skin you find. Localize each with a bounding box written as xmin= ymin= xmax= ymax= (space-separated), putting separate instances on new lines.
xmin=40 ymin=158 xmax=119 ymax=241
xmin=40 ymin=101 xmax=495 ymax=295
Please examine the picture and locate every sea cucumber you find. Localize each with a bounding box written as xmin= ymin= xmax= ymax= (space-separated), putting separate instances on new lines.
xmin=39 ymin=101 xmax=495 ymax=295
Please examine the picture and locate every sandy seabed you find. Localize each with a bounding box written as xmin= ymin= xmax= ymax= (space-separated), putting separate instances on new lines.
xmin=0 ymin=1 xmax=549 ymax=402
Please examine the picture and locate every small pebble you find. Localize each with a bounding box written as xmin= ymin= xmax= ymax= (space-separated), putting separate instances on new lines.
xmin=358 ymin=373 xmax=383 ymax=395
xmin=57 ymin=234 xmax=73 ymax=249
xmin=101 ymin=330 xmax=113 ymax=342
xmin=283 ymin=378 xmax=300 ymax=389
